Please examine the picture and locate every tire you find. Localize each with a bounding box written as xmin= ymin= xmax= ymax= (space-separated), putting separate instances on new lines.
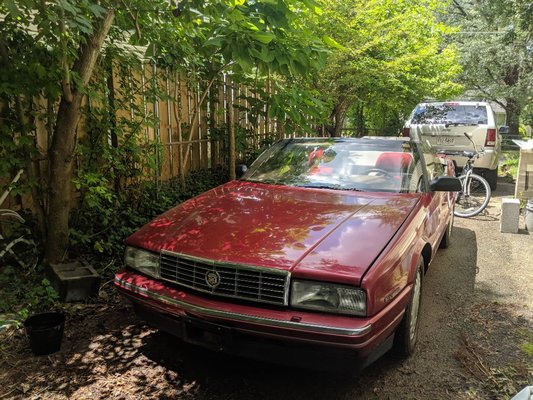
xmin=439 ymin=206 xmax=454 ymax=249
xmin=393 ymin=258 xmax=423 ymax=357
xmin=454 ymin=174 xmax=491 ymax=218
xmin=483 ymin=168 xmax=498 ymax=191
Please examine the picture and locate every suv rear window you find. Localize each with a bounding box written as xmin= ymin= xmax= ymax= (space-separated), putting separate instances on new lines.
xmin=412 ymin=104 xmax=488 ymax=125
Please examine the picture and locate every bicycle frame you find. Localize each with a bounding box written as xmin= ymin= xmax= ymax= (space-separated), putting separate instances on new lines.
xmin=0 ymin=169 xmax=24 ymax=208
xmin=460 ymin=160 xmax=475 ymax=196
xmin=0 ymin=169 xmax=39 ymax=269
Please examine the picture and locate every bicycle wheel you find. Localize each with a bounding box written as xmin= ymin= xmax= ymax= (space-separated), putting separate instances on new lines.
xmin=454 ymin=174 xmax=491 ymax=218
xmin=0 ymin=210 xmax=39 ymax=269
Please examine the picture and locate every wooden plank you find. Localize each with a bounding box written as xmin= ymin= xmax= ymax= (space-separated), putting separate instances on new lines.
xmin=169 ymin=71 xmax=181 ymax=181
xmin=191 ymin=82 xmax=200 ymax=171
xmin=179 ymin=77 xmax=190 ymax=175
xmin=158 ymin=69 xmax=171 ymax=181
xmin=200 ymin=85 xmax=209 ymax=169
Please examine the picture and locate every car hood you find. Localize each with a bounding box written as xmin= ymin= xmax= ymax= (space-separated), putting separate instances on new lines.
xmin=126 ymin=181 xmax=419 ymax=284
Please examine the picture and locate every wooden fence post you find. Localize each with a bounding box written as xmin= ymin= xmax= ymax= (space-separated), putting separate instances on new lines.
xmin=227 ymin=80 xmax=236 ymax=180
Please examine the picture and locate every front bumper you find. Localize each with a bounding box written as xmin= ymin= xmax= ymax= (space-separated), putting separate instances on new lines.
xmin=114 ymin=270 xmax=409 ymax=365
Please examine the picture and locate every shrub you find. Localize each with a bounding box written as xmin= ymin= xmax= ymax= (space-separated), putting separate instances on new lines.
xmin=68 ymin=167 xmax=229 ymax=271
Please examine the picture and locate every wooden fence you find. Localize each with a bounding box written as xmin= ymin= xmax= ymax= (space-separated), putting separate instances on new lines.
xmin=1 ymin=62 xmax=317 ymax=210
xmin=101 ymin=62 xmax=299 ymax=184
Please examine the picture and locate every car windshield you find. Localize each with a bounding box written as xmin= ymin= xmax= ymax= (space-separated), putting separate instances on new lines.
xmin=242 ymin=138 xmax=423 ymax=193
xmin=412 ymin=104 xmax=488 ymax=125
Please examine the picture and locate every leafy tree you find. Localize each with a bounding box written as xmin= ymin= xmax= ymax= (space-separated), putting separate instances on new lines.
xmin=448 ymin=0 xmax=533 ymax=135
xmin=313 ymin=0 xmax=462 ymax=136
xmin=0 ymin=0 xmax=326 ymax=263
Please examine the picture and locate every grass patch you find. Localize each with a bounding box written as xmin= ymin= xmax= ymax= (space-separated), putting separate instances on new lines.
xmin=455 ymin=333 xmax=532 ymax=399
xmin=499 ymin=151 xmax=520 ymax=180
xmin=518 ymin=329 xmax=533 ymax=357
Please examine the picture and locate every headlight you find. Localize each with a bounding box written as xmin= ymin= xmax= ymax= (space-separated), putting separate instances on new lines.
xmin=124 ymin=246 xmax=160 ymax=278
xmin=290 ymin=280 xmax=366 ymax=316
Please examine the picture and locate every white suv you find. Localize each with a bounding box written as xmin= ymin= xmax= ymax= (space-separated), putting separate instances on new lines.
xmin=403 ymin=101 xmax=501 ymax=190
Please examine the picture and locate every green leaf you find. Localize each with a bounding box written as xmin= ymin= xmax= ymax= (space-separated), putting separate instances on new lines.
xmin=252 ymin=31 xmax=276 ymax=44
xmin=88 ymin=3 xmax=106 ymax=17
xmin=4 ymin=0 xmax=21 ymax=17
xmin=244 ymin=22 xmax=260 ymax=31
xmin=204 ymin=36 xmax=225 ymax=47
xmin=251 ymin=47 xmax=276 ymax=63
xmin=322 ymin=35 xmax=345 ymax=50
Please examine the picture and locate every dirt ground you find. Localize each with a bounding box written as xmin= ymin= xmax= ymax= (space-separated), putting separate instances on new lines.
xmin=1 ymin=178 xmax=532 ymax=400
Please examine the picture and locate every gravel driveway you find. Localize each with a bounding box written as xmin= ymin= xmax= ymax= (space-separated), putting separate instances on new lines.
xmin=1 ymin=178 xmax=531 ymax=399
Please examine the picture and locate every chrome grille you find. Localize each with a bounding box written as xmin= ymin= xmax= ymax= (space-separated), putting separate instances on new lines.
xmin=159 ymin=250 xmax=289 ymax=305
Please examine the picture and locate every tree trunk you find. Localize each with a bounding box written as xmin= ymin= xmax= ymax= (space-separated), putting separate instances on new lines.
xmin=46 ymin=95 xmax=84 ymax=262
xmin=106 ymin=60 xmax=120 ymax=193
xmin=45 ymin=9 xmax=115 ymax=263
xmin=354 ymin=101 xmax=365 ymax=137
xmin=329 ymin=96 xmax=348 ymax=137
xmin=504 ymin=97 xmax=521 ymax=136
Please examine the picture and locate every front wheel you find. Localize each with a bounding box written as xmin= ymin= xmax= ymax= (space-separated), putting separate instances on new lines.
xmin=393 ymin=258 xmax=423 ymax=357
xmin=454 ymin=174 xmax=491 ymax=218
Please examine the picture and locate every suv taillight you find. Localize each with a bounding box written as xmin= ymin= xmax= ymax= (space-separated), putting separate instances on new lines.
xmin=485 ymin=128 xmax=496 ymax=147
xmin=402 ymin=127 xmax=411 ymax=137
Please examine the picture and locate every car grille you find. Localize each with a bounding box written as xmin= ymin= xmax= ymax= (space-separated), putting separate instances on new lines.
xmin=159 ymin=250 xmax=289 ymax=305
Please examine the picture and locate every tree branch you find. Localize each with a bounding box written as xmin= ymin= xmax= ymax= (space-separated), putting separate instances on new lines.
xmin=471 ymin=83 xmax=506 ymax=109
xmin=120 ymin=0 xmax=142 ymax=41
xmin=72 ymin=8 xmax=116 ymax=89
xmin=59 ymin=8 xmax=73 ymax=103
xmin=451 ymin=0 xmax=469 ymax=18
xmin=483 ymin=66 xmax=502 ymax=86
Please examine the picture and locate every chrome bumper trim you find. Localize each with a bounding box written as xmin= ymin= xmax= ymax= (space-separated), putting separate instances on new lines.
xmin=115 ymin=276 xmax=372 ymax=337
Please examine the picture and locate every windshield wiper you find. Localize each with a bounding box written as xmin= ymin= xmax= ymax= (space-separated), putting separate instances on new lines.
xmin=243 ymin=178 xmax=282 ymax=185
xmin=445 ymin=122 xmax=478 ymax=127
xmin=294 ymin=183 xmax=361 ymax=191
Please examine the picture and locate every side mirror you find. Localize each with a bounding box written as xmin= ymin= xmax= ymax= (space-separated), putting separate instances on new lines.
xmin=236 ymin=164 xmax=248 ymax=179
xmin=498 ymin=126 xmax=509 ymax=135
xmin=430 ymin=176 xmax=462 ymax=192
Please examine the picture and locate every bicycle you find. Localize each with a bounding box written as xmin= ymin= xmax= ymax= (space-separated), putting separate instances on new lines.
xmin=439 ymin=134 xmax=491 ymax=218
xmin=0 ymin=169 xmax=39 ymax=269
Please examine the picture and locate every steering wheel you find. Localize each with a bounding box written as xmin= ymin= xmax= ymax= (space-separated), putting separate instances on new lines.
xmin=366 ymin=168 xmax=395 ymax=178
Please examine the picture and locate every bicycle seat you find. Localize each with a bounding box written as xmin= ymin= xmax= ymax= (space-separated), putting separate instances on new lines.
xmin=462 ymin=151 xmax=475 ymax=158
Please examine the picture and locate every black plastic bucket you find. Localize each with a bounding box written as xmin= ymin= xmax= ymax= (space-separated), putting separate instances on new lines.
xmin=24 ymin=312 xmax=65 ymax=355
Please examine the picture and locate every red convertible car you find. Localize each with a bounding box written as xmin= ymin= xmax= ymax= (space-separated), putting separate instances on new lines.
xmin=115 ymin=137 xmax=461 ymax=369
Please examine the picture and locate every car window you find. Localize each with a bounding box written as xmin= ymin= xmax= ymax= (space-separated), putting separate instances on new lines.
xmin=243 ymin=139 xmax=423 ymax=193
xmin=412 ymin=104 xmax=488 ymax=125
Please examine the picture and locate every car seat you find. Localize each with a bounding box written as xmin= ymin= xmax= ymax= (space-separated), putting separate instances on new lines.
xmin=374 ymin=152 xmax=413 ymax=176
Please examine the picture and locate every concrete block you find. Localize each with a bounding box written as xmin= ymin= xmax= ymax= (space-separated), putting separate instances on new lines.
xmin=500 ymin=198 xmax=520 ymax=233
xmin=47 ymin=261 xmax=101 ymax=302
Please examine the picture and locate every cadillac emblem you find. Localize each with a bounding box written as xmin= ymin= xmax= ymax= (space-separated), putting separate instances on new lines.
xmin=205 ymin=270 xmax=221 ymax=288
